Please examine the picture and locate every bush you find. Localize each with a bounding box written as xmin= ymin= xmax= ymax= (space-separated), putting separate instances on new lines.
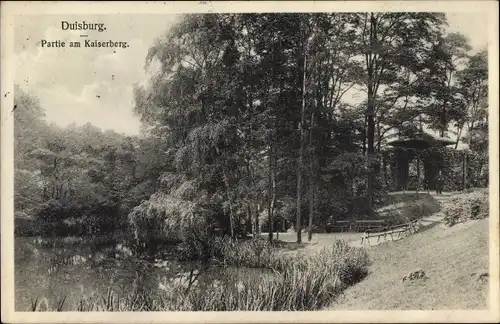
xmin=14 ymin=211 xmax=36 ymax=236
xmin=127 ymin=192 xmax=216 ymax=258
xmin=28 ymin=198 xmax=120 ymax=236
xmin=443 ymin=189 xmax=489 ymax=226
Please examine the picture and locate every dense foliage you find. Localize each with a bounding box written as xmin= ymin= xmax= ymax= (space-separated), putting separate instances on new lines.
xmin=14 ymin=85 xmax=164 ymax=237
xmin=443 ymin=189 xmax=489 ymax=226
xmin=15 ymin=13 xmax=489 ymax=247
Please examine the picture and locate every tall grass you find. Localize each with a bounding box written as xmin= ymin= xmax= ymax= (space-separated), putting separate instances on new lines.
xmin=27 ymin=295 xmax=66 ymax=312
xmin=210 ymin=237 xmax=292 ymax=270
xmin=28 ymin=240 xmax=370 ymax=311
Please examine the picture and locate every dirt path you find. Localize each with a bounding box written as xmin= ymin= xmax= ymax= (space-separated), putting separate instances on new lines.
xmin=274 ymin=191 xmax=462 ymax=254
xmin=353 ymin=191 xmax=461 ymax=248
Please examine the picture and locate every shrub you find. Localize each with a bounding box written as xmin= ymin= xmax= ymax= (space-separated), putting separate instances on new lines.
xmin=14 ymin=211 xmax=36 ymax=236
xmin=127 ymin=192 xmax=215 ymax=256
xmin=443 ymin=189 xmax=489 ymax=226
xmin=25 ymin=198 xmax=121 ymax=237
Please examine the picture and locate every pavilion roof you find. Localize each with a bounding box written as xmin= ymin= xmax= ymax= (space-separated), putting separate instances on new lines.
xmin=387 ymin=131 xmax=455 ymax=149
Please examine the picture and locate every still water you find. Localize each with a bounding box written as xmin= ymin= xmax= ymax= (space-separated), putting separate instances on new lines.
xmin=15 ymin=237 xmax=263 ymax=311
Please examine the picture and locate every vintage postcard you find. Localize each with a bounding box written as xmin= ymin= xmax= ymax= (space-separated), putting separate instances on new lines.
xmin=1 ymin=1 xmax=499 ymax=323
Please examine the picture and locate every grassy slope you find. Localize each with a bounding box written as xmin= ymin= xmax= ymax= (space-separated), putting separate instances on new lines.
xmin=330 ymin=218 xmax=489 ymax=310
xmin=376 ymin=192 xmax=442 ymax=222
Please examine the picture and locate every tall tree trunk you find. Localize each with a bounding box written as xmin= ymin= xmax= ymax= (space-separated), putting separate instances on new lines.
xmin=366 ymin=85 xmax=375 ymax=212
xmin=362 ymin=115 xmax=367 ymax=156
xmin=247 ymin=205 xmax=253 ymax=237
xmin=222 ymin=168 xmax=234 ymax=238
xmin=246 ymin=160 xmax=256 ymax=238
xmin=307 ymin=111 xmax=315 ymax=242
xmin=255 ymin=204 xmax=260 ymax=236
xmin=366 ymin=12 xmax=377 ymax=212
xmin=307 ymin=175 xmax=314 ymax=242
xmin=296 ymin=37 xmax=308 ymax=244
xmin=455 ymin=123 xmax=464 ymax=149
xmin=440 ymin=103 xmax=447 ymax=138
xmin=267 ymin=144 xmax=274 ymax=242
xmin=271 ymin=166 xmax=277 ymax=239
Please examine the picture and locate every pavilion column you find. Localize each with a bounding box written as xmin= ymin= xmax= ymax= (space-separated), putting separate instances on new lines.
xmin=399 ymin=150 xmax=409 ymax=192
xmin=404 ymin=151 xmax=410 ymax=191
xmin=423 ymin=150 xmax=430 ymax=192
xmin=416 ymin=152 xmax=420 ymax=193
xmin=462 ymin=150 xmax=467 ymax=190
xmin=382 ymin=151 xmax=389 ymax=188
xmin=427 ymin=151 xmax=437 ymax=191
xmin=404 ymin=156 xmax=409 ymax=192
xmin=387 ymin=134 xmax=455 ymax=193
xmin=397 ymin=150 xmax=407 ymax=192
xmin=424 ymin=161 xmax=429 ymax=192
xmin=394 ymin=149 xmax=399 ymax=191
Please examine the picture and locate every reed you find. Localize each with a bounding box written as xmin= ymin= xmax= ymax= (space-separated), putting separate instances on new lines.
xmin=29 ymin=240 xmax=369 ymax=311
xmin=211 ymin=237 xmax=291 ymax=270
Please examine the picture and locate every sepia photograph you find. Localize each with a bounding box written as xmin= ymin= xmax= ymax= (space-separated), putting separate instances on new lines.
xmin=1 ymin=1 xmax=499 ymax=323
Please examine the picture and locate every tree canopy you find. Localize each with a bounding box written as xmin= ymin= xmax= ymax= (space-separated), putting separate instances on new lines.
xmin=15 ymin=13 xmax=489 ymax=246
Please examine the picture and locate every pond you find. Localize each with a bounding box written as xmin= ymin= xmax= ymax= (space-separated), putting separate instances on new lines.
xmin=14 ymin=237 xmax=267 ymax=311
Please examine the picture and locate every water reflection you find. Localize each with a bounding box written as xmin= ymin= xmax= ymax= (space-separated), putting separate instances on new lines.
xmin=15 ymin=237 xmax=268 ymax=311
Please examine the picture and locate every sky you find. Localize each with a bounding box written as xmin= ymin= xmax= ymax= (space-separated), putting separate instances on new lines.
xmin=14 ymin=13 xmax=489 ymax=136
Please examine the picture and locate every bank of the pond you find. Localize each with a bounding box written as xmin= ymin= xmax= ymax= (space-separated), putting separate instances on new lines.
xmin=18 ymin=237 xmax=370 ymax=311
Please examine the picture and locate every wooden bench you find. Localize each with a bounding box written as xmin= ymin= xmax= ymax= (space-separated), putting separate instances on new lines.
xmin=408 ymin=219 xmax=420 ymax=234
xmin=360 ymin=220 xmax=419 ymax=246
xmin=325 ymin=220 xmax=352 ymax=233
xmin=388 ymin=224 xmax=411 ymax=240
xmin=361 ymin=227 xmax=392 ymax=246
xmin=326 ymin=225 xmax=350 ymax=233
xmin=354 ymin=220 xmax=388 ymax=232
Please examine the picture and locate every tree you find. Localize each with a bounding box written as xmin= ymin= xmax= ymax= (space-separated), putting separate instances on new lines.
xmin=304 ymin=13 xmax=362 ymax=241
xmin=133 ymin=14 xmax=252 ymax=241
xmin=14 ymin=85 xmax=47 ymax=170
xmin=456 ymin=50 xmax=488 ymax=146
xmin=352 ymin=13 xmax=447 ymax=210
xmin=425 ymin=33 xmax=471 ymax=138
xmin=455 ymin=50 xmax=488 ymax=188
